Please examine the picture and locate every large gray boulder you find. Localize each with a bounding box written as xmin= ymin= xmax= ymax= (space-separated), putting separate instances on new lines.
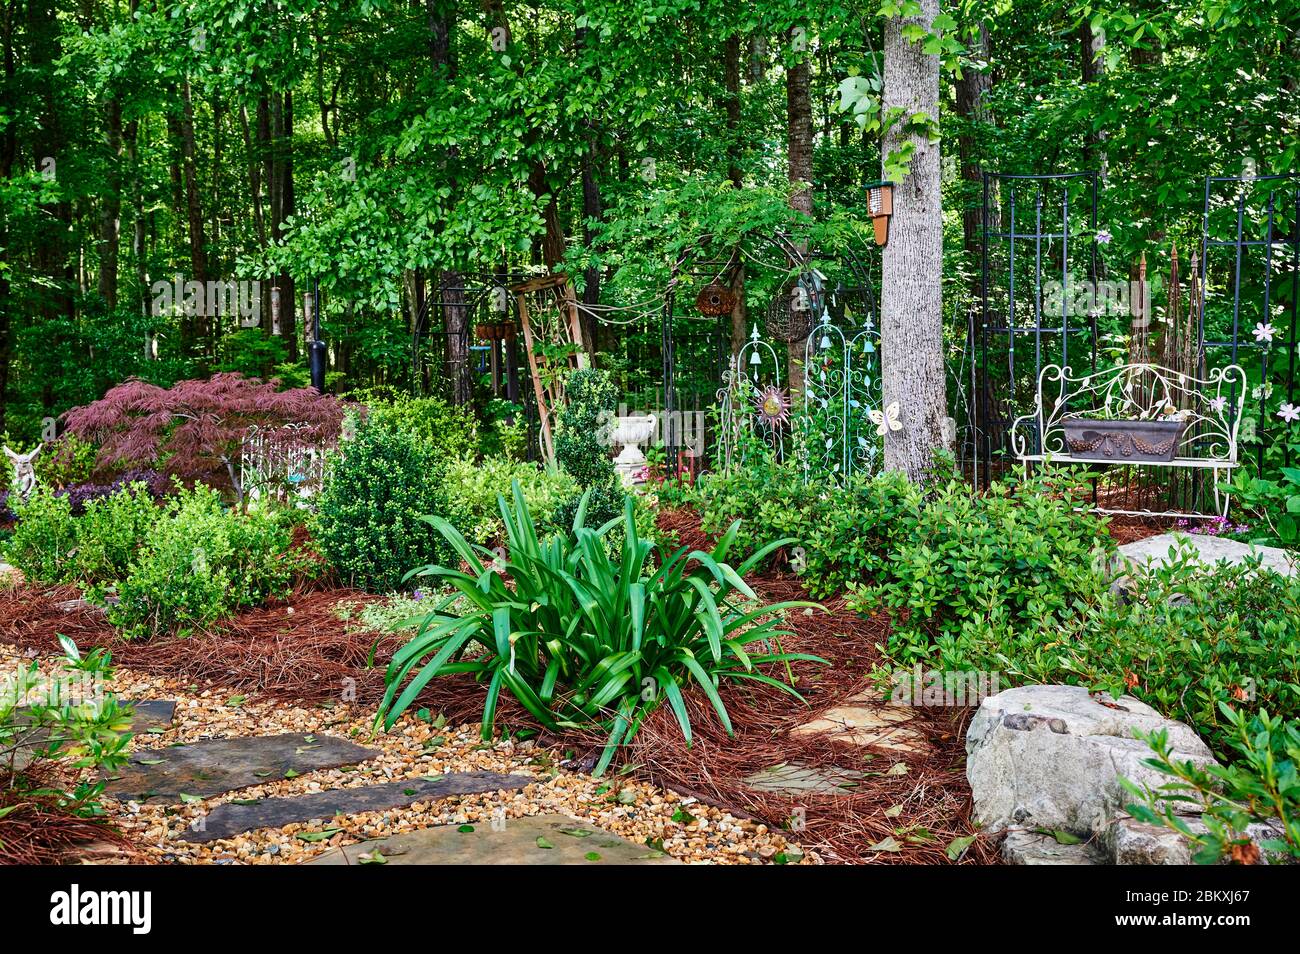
xmin=966 ymin=685 xmax=1218 ymax=835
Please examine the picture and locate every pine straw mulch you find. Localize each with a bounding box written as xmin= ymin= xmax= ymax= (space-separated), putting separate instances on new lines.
xmin=0 ymin=765 xmax=139 ymax=865
xmin=0 ymin=507 xmax=992 ymax=865
xmin=627 ymin=507 xmax=994 ymax=865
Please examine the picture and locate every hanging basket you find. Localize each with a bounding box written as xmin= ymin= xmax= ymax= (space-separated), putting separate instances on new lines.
xmin=695 ymin=283 xmax=736 ymax=317
xmin=764 ymin=281 xmax=814 ymax=343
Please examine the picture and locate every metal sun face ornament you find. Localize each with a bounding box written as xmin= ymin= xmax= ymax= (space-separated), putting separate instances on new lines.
xmin=754 ymin=385 xmax=791 ymax=428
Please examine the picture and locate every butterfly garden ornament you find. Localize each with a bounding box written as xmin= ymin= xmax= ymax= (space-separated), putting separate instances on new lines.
xmin=868 ymin=401 xmax=903 ymax=436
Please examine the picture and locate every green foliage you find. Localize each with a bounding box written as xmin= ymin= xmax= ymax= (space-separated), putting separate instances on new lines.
xmin=0 ymin=636 xmax=132 ymax=816
xmin=847 ymin=473 xmax=1113 ymax=658
xmin=313 ymin=413 xmax=453 ymax=592
xmin=378 ymin=484 xmax=826 ymax=775
xmin=442 ymin=456 xmax=576 ymax=546
xmin=1224 ymin=465 xmax=1300 ymax=547
xmin=106 ymin=485 xmax=296 ymax=638
xmin=355 ymin=388 xmax=480 ymax=464
xmin=554 ymin=367 xmax=619 ymax=490
xmin=36 ymin=434 xmax=99 ymax=489
xmin=691 ymin=460 xmax=824 ymax=564
xmin=1001 ymin=547 xmax=1300 ymax=756
xmin=1124 ymin=705 xmax=1300 ymax=864
xmin=70 ymin=482 xmax=158 ymax=585
xmin=6 ymin=487 xmax=79 ymax=584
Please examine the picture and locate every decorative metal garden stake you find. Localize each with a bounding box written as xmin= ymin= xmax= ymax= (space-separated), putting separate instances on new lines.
xmin=865 ymin=181 xmax=894 ymax=246
xmin=307 ymin=278 xmax=327 ymax=393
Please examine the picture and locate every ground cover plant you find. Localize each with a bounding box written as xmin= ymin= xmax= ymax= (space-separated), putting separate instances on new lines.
xmin=378 ymin=484 xmax=826 ymax=774
xmin=0 ymin=637 xmax=133 ymax=863
xmin=1125 ymin=704 xmax=1300 ymax=865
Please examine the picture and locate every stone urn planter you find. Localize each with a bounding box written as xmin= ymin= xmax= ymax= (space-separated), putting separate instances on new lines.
xmin=611 ymin=414 xmax=657 ymax=486
xmin=1062 ymin=416 xmax=1188 ymax=463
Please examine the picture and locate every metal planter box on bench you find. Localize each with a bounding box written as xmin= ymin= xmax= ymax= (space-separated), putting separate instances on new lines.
xmin=1061 ymin=417 xmax=1188 ymax=463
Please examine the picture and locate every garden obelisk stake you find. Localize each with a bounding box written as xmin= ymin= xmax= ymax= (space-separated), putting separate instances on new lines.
xmin=881 ymin=0 xmax=949 ymax=483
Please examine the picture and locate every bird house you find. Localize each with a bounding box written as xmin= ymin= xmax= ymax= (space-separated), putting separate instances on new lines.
xmin=865 ymin=180 xmax=894 ymax=247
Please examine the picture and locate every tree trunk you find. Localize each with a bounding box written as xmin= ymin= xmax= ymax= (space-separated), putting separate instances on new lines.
xmin=1079 ymin=22 xmax=1107 ymax=182
xmin=179 ymin=79 xmax=208 ymax=356
xmin=955 ymin=22 xmax=990 ymax=274
xmin=98 ymin=96 xmax=122 ymax=310
xmin=724 ymin=34 xmax=748 ymax=356
xmin=881 ymin=0 xmax=948 ymax=482
xmin=785 ymin=26 xmax=814 ymax=395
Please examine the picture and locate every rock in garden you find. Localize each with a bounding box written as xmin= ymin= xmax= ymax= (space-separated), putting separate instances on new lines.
xmin=966 ymin=685 xmax=1217 ymax=835
xmin=104 ymin=733 xmax=376 ymax=804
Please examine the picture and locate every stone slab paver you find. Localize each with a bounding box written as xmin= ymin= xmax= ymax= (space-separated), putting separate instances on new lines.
xmin=181 ymin=771 xmax=535 ymax=843
xmin=790 ymin=693 xmax=932 ymax=755
xmin=1118 ymin=532 xmax=1296 ymax=577
xmin=129 ymin=700 xmax=176 ymax=733
xmin=305 ymin=813 xmax=680 ymax=865
xmin=104 ymin=733 xmax=376 ymax=804
xmin=743 ymin=761 xmax=868 ymax=795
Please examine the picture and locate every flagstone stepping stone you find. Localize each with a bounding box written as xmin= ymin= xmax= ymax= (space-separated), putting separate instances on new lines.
xmin=128 ymin=700 xmax=176 ymax=733
xmin=103 ymin=733 xmax=376 ymax=804
xmin=1001 ymin=830 xmax=1103 ymax=865
xmin=1117 ymin=533 xmax=1296 ymax=577
xmin=791 ymin=694 xmax=933 ymax=756
xmin=305 ymin=813 xmax=680 ymax=865
xmin=743 ymin=761 xmax=868 ymax=795
xmin=181 ymin=771 xmax=535 ymax=843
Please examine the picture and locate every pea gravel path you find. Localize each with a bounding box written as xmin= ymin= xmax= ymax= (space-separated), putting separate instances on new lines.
xmin=1 ymin=644 xmax=814 ymax=865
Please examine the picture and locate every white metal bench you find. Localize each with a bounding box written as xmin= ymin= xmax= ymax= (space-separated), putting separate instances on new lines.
xmin=1010 ymin=362 xmax=1247 ymax=517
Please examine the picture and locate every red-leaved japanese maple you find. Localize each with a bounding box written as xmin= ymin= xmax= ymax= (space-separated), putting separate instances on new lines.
xmin=62 ymin=374 xmax=345 ymax=502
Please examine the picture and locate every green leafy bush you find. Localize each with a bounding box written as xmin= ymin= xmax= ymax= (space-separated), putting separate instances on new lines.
xmin=1004 ymin=547 xmax=1300 ymax=754
xmin=6 ymin=487 xmax=79 ymax=584
xmin=442 ymin=456 xmax=576 ymax=545
xmin=1 ymin=637 xmax=132 ymax=825
xmin=36 ymin=434 xmax=99 ymax=489
xmin=554 ymin=367 xmax=619 ymax=489
xmin=313 ymin=414 xmax=454 ymax=592
xmin=1124 ymin=704 xmax=1300 ymax=864
xmin=378 ymin=485 xmax=825 ymax=774
xmin=355 ymin=388 xmax=480 ymax=463
xmin=690 ymin=461 xmax=822 ymax=563
xmin=690 ymin=463 xmax=926 ymax=596
xmin=71 ymin=482 xmax=157 ymax=584
xmin=847 ymin=473 xmax=1112 ymax=659
xmin=106 ymin=485 xmax=295 ymax=638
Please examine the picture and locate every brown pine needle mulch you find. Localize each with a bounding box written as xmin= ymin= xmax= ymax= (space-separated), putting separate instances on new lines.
xmin=0 ymin=766 xmax=138 ymax=865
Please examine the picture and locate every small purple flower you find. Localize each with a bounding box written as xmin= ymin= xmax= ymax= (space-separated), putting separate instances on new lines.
xmin=413 ymin=590 xmax=424 ymax=601
xmin=1096 ymin=229 xmax=1113 ymax=245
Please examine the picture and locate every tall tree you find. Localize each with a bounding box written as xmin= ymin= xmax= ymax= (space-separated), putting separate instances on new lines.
xmin=881 ymin=0 xmax=948 ymax=482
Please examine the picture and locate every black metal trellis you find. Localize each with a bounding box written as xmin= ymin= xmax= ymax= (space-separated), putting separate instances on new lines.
xmin=966 ymin=172 xmax=1099 ymax=489
xmin=967 ymin=169 xmax=1300 ymax=514
xmin=1199 ymin=173 xmax=1300 ymax=470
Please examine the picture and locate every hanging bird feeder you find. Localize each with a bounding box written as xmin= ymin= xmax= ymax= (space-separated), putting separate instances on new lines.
xmin=865 ymin=180 xmax=894 ymax=247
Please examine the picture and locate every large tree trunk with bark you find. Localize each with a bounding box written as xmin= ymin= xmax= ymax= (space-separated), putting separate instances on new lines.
xmin=785 ymin=26 xmax=814 ymax=395
xmin=881 ymin=0 xmax=948 ymax=482
xmin=955 ymin=23 xmax=990 ymax=274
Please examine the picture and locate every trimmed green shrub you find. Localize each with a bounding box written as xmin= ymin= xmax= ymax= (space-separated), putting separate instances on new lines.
xmin=379 ymin=484 xmax=825 ymax=775
xmin=554 ymin=367 xmax=619 ymax=489
xmin=442 ymin=456 xmax=577 ymax=545
xmin=106 ymin=485 xmax=295 ymax=638
xmin=6 ymin=487 xmax=79 ymax=584
xmin=72 ymin=482 xmax=157 ymax=584
xmin=313 ymin=414 xmax=453 ymax=592
xmin=355 ymin=388 xmax=479 ymax=463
